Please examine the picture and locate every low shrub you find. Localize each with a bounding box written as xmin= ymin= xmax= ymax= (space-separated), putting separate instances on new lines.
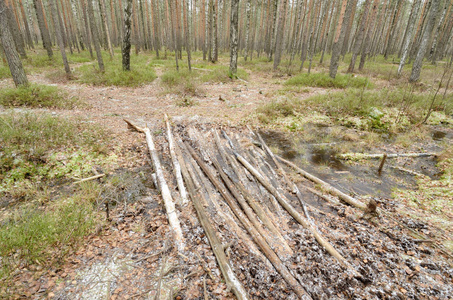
xmin=0 ymin=84 xmax=80 ymax=109
xmin=285 ymin=72 xmax=371 ymax=89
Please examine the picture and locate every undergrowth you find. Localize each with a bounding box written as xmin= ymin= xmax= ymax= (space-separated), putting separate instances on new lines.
xmin=77 ymin=55 xmax=156 ymax=87
xmin=0 ymin=184 xmax=98 ymax=277
xmin=161 ymin=69 xmax=200 ymax=96
xmin=0 ymin=112 xmax=114 ymax=200
xmin=0 ymin=65 xmax=11 ymax=79
xmin=285 ymin=72 xmax=371 ymax=89
xmin=0 ymin=84 xmax=80 ymax=109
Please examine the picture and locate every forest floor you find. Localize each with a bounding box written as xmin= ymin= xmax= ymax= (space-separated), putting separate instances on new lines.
xmin=0 ymin=51 xmax=452 ymax=299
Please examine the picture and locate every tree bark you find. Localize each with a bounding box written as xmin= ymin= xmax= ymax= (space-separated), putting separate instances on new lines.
xmin=273 ymin=0 xmax=288 ymax=70
xmin=49 ymin=0 xmax=71 ymax=77
xmin=409 ymin=0 xmax=440 ymax=83
xmin=329 ymin=0 xmax=352 ymax=78
xmin=0 ymin=0 xmax=28 ymax=86
xmin=86 ymin=0 xmax=105 ymax=72
xmin=347 ymin=0 xmax=371 ymax=73
xmin=122 ymin=0 xmax=132 ymax=71
xmin=100 ymin=0 xmax=114 ymax=58
xmin=398 ymin=0 xmax=421 ymax=76
xmin=229 ymin=0 xmax=239 ymax=76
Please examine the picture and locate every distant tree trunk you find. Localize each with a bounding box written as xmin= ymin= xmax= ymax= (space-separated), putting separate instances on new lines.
xmin=273 ymin=0 xmax=288 ymax=70
xmin=100 ymin=0 xmax=114 ymax=58
xmin=170 ymin=0 xmax=179 ymax=70
xmin=229 ymin=0 xmax=239 ymax=76
xmin=201 ymin=0 xmax=206 ymax=60
xmin=49 ymin=0 xmax=71 ymax=77
xmin=348 ymin=0 xmax=371 ymax=73
xmin=5 ymin=1 xmax=27 ymax=58
xmin=86 ymin=0 xmax=105 ymax=72
xmin=211 ymin=0 xmax=218 ymax=62
xmin=397 ymin=0 xmax=421 ymax=76
xmin=80 ymin=0 xmax=93 ymax=59
xmin=244 ymin=0 xmax=251 ymax=61
xmin=268 ymin=0 xmax=278 ymax=60
xmin=151 ymin=0 xmax=160 ymax=58
xmin=409 ymin=0 xmax=440 ymax=82
xmin=18 ymin=0 xmax=34 ymax=49
xmin=329 ymin=0 xmax=351 ymax=78
xmin=383 ymin=0 xmax=403 ymax=59
xmin=122 ymin=0 xmax=132 ymax=71
xmin=429 ymin=0 xmax=448 ymax=64
xmin=0 ymin=0 xmax=28 ymax=86
xmin=320 ymin=0 xmax=337 ymax=64
xmin=358 ymin=0 xmax=379 ymax=71
xmin=183 ymin=0 xmax=191 ymax=70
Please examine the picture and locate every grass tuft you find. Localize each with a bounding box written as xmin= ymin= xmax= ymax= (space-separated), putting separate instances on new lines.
xmin=285 ymin=72 xmax=371 ymax=89
xmin=0 ymin=84 xmax=80 ymax=109
xmin=0 ymin=65 xmax=11 ymax=79
xmin=78 ymin=55 xmax=156 ymax=87
xmin=161 ymin=69 xmax=201 ymax=96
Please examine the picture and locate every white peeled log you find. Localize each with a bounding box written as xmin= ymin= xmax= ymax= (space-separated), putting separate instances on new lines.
xmin=165 ymin=114 xmax=189 ymax=205
xmin=124 ymin=119 xmax=185 ymax=253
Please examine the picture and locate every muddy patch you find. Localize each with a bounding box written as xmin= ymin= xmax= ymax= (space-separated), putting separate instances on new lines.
xmin=259 ymin=128 xmax=442 ymax=199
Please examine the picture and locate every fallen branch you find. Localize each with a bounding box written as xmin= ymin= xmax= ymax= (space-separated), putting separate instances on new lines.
xmin=176 ymin=141 xmax=249 ymax=300
xmin=186 ymin=142 xmax=310 ymax=299
xmin=165 ymin=114 xmax=189 ymax=205
xmin=275 ymin=155 xmax=367 ymax=211
xmin=73 ymin=173 xmax=105 ymax=184
xmin=337 ymin=152 xmax=438 ymax=160
xmin=223 ymin=133 xmax=359 ymax=275
xmin=124 ymin=119 xmax=185 ymax=253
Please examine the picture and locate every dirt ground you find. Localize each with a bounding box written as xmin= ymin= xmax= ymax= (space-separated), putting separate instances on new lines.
xmin=1 ymin=64 xmax=452 ymax=299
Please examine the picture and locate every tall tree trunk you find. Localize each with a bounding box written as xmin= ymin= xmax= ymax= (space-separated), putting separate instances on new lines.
xmin=5 ymin=0 xmax=27 ymax=58
xmin=0 ymin=0 xmax=28 ymax=86
xmin=87 ymin=0 xmax=105 ymax=72
xmin=398 ymin=0 xmax=421 ymax=76
xmin=122 ymin=0 xmax=132 ymax=71
xmin=329 ymin=0 xmax=350 ymax=78
xmin=151 ymin=0 xmax=160 ymax=58
xmin=348 ymin=0 xmax=371 ymax=73
xmin=409 ymin=0 xmax=440 ymax=82
xmin=33 ymin=0 xmax=53 ymax=58
xmin=100 ymin=0 xmax=114 ymax=57
xmin=170 ymin=0 xmax=179 ymax=70
xmin=273 ymin=0 xmax=288 ymax=70
xmin=80 ymin=0 xmax=94 ymax=59
xmin=183 ymin=0 xmax=192 ymax=70
xmin=244 ymin=0 xmax=251 ymax=61
xmin=49 ymin=0 xmax=71 ymax=77
xmin=229 ymin=0 xmax=239 ymax=76
xmin=268 ymin=0 xmax=278 ymax=60
xmin=18 ymin=0 xmax=34 ymax=49
xmin=210 ymin=0 xmax=218 ymax=62
xmin=358 ymin=0 xmax=379 ymax=71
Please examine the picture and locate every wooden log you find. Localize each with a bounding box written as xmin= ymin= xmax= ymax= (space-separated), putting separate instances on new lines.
xmin=123 ymin=119 xmax=185 ymax=253
xmin=213 ymin=130 xmax=289 ymax=236
xmin=208 ymin=149 xmax=294 ymax=258
xmin=176 ymin=139 xmax=273 ymax=270
xmin=176 ymin=141 xmax=250 ymax=300
xmin=227 ymin=140 xmax=359 ymax=275
xmin=275 ymin=155 xmax=367 ymax=211
xmin=185 ymin=142 xmax=311 ymax=299
xmin=164 ymin=114 xmax=189 ymax=205
xmin=337 ymin=152 xmax=438 ymax=160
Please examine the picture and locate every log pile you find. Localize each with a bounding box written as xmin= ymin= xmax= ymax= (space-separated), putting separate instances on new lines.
xmin=123 ymin=117 xmax=452 ymax=299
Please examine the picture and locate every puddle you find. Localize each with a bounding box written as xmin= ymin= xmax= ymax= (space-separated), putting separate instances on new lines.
xmin=307 ymin=147 xmax=347 ymax=171
xmin=259 ymin=129 xmax=441 ymax=199
xmin=432 ymin=130 xmax=446 ymax=141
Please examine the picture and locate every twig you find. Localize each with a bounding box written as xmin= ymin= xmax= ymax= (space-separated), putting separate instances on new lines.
xmin=378 ymin=153 xmax=388 ymax=176
xmin=337 ymin=152 xmax=438 ymax=160
xmin=73 ymin=174 xmax=105 ymax=184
